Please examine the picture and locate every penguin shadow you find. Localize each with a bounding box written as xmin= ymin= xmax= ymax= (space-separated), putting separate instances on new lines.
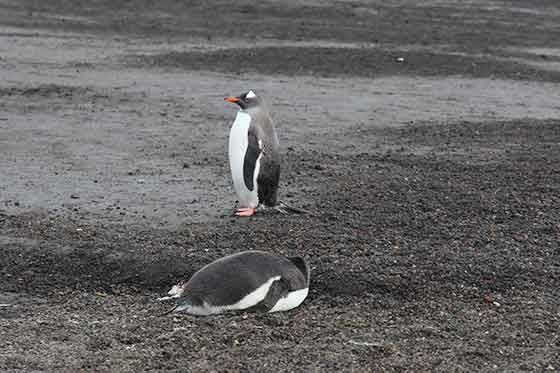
xmin=221 ymin=201 xmax=313 ymax=218
xmin=155 ymin=311 xmax=306 ymax=338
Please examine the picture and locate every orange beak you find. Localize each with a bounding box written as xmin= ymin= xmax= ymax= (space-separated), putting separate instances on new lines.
xmin=224 ymin=97 xmax=240 ymax=103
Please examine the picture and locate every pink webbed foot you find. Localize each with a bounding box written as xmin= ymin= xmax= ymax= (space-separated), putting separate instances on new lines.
xmin=235 ymin=207 xmax=256 ymax=217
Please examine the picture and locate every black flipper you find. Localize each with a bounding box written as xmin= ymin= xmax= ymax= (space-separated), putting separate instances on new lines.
xmin=248 ymin=278 xmax=290 ymax=313
xmin=243 ymin=129 xmax=262 ymax=191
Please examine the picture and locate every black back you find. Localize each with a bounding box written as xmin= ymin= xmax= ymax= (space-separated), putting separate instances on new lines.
xmin=245 ymin=107 xmax=280 ymax=207
xmin=183 ymin=251 xmax=307 ymax=307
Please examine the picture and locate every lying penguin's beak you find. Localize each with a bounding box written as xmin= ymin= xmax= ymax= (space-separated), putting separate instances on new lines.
xmin=224 ymin=97 xmax=240 ymax=103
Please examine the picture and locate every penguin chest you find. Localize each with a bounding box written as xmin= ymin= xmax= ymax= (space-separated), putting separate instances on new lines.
xmin=269 ymin=287 xmax=309 ymax=313
xmin=228 ymin=112 xmax=260 ymax=208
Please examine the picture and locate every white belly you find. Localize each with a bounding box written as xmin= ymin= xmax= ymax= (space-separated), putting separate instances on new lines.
xmin=228 ymin=111 xmax=259 ymax=208
xmin=269 ymin=287 xmax=309 ymax=313
xmin=180 ymin=276 xmax=281 ymax=316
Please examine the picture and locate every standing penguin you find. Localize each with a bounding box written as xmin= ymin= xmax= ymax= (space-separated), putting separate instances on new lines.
xmin=224 ymin=90 xmax=280 ymax=217
xmin=158 ymin=251 xmax=310 ymax=315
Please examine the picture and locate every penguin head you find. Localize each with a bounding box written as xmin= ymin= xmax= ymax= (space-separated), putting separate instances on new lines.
xmin=224 ymin=90 xmax=261 ymax=110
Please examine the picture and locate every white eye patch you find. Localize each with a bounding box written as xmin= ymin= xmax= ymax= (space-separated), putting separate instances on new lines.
xmin=246 ymin=90 xmax=256 ymax=99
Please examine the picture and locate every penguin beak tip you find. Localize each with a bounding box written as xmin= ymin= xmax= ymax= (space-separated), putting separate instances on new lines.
xmin=225 ymin=97 xmax=240 ymax=103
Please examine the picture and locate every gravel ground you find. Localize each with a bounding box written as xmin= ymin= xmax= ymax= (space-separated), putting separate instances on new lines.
xmin=1 ymin=0 xmax=559 ymax=371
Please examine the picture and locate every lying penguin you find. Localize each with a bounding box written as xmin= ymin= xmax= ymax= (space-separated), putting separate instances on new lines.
xmin=159 ymin=251 xmax=310 ymax=315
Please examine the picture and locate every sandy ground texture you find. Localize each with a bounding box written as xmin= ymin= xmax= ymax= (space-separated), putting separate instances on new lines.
xmin=1 ymin=0 xmax=560 ymax=371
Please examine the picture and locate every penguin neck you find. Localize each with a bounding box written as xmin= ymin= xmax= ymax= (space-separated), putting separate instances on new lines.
xmin=240 ymin=105 xmax=261 ymax=116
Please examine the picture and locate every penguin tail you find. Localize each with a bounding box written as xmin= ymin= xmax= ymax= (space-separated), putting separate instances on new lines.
xmin=277 ymin=201 xmax=312 ymax=215
xmin=158 ymin=304 xmax=178 ymax=317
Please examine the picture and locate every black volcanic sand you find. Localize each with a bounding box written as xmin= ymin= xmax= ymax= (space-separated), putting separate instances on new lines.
xmin=131 ymin=47 xmax=560 ymax=82
xmin=1 ymin=1 xmax=560 ymax=371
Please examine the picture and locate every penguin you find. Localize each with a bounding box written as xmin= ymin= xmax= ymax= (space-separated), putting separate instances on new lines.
xmin=224 ymin=90 xmax=280 ymax=217
xmin=158 ymin=251 xmax=310 ymax=316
